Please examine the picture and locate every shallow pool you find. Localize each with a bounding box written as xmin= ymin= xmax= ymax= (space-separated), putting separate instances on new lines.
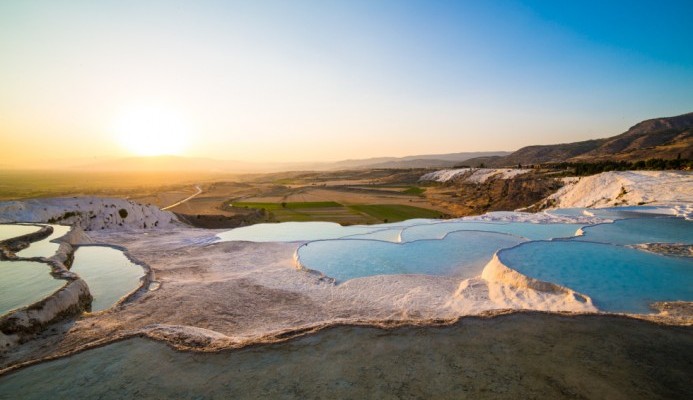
xmin=217 ymin=220 xmax=432 ymax=243
xmin=297 ymin=231 xmax=526 ymax=281
xmin=574 ymin=217 xmax=693 ymax=245
xmin=547 ymin=206 xmax=674 ymax=220
xmin=70 ymin=246 xmax=145 ymax=312
xmin=340 ymin=228 xmax=404 ymax=242
xmin=0 ymin=260 xmax=64 ymax=316
xmin=400 ymin=221 xmax=584 ymax=242
xmin=16 ymin=225 xmax=71 ymax=258
xmin=0 ymin=316 xmax=690 ymax=399
xmin=0 ymin=224 xmax=42 ymax=242
xmin=498 ymin=240 xmax=693 ymax=313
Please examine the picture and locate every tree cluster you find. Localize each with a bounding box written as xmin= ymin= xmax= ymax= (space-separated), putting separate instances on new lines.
xmin=547 ymin=157 xmax=691 ymax=176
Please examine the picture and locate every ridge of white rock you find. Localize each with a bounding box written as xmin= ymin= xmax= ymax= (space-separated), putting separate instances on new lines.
xmin=420 ymin=168 xmax=529 ymax=183
xmin=0 ymin=197 xmax=181 ymax=230
xmin=0 ymin=279 xmax=92 ymax=348
xmin=546 ymin=171 xmax=693 ymax=219
xmin=479 ymin=254 xmax=596 ymax=312
xmin=459 ymin=210 xmax=604 ymax=224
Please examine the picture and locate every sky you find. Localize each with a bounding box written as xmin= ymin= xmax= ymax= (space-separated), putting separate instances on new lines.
xmin=1 ymin=0 xmax=692 ymax=167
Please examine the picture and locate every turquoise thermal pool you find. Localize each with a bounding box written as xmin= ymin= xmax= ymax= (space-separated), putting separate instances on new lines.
xmin=340 ymin=228 xmax=404 ymax=242
xmin=0 ymin=260 xmax=64 ymax=316
xmin=400 ymin=221 xmax=585 ymax=241
xmin=574 ymin=217 xmax=693 ymax=245
xmin=70 ymin=246 xmax=145 ymax=312
xmin=221 ymin=209 xmax=691 ymax=301
xmin=296 ymin=231 xmax=526 ymax=281
xmin=546 ymin=206 xmax=675 ymax=220
xmin=0 ymin=224 xmax=41 ymax=242
xmin=498 ymin=240 xmax=693 ymax=313
xmin=217 ymin=219 xmax=585 ymax=244
xmin=16 ymin=225 xmax=71 ymax=258
xmin=217 ymin=221 xmax=386 ymax=242
xmin=216 ymin=220 xmax=435 ymax=243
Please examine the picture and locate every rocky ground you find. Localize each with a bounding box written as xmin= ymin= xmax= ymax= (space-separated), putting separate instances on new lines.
xmin=423 ymin=171 xmax=563 ymax=216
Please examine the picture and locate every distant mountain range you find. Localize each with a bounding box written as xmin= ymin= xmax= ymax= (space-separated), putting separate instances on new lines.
xmin=326 ymin=152 xmax=510 ymax=170
xmin=465 ymin=112 xmax=693 ymax=167
xmin=71 ymin=112 xmax=692 ymax=173
xmin=77 ymin=151 xmax=510 ymax=173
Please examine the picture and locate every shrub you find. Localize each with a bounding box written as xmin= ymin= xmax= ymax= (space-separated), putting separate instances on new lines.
xmin=118 ymin=209 xmax=128 ymax=219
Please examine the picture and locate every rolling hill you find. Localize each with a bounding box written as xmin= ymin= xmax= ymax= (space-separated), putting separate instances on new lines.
xmin=465 ymin=112 xmax=693 ymax=167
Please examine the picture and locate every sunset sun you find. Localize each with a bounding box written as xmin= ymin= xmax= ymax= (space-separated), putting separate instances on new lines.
xmin=114 ymin=105 xmax=189 ymax=156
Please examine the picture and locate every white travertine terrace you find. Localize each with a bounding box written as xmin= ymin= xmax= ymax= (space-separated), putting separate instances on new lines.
xmin=419 ymin=168 xmax=529 ymax=183
xmin=24 ymin=223 xmax=597 ymax=355
xmin=0 ymin=197 xmax=181 ymax=230
xmin=547 ymin=171 xmax=693 ymax=219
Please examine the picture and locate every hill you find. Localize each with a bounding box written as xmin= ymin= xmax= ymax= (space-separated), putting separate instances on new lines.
xmin=330 ymin=152 xmax=509 ymax=170
xmin=466 ymin=112 xmax=693 ymax=167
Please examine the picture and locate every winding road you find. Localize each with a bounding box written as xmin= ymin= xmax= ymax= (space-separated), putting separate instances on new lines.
xmin=161 ymin=185 xmax=203 ymax=211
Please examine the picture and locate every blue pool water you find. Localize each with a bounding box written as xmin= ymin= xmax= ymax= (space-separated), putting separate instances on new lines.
xmin=0 ymin=260 xmax=64 ymax=315
xmin=547 ymin=206 xmax=673 ymax=220
xmin=217 ymin=219 xmax=583 ymax=244
xmin=217 ymin=220 xmax=432 ymax=243
xmin=498 ymin=240 xmax=693 ymax=313
xmin=217 ymin=222 xmax=381 ymax=242
xmin=297 ymin=231 xmax=526 ymax=281
xmin=341 ymin=228 xmax=403 ymax=242
xmin=16 ymin=225 xmax=71 ymax=258
xmin=574 ymin=217 xmax=693 ymax=245
xmin=219 ymin=208 xmax=691 ymax=311
xmin=400 ymin=221 xmax=584 ymax=241
xmin=70 ymin=246 xmax=145 ymax=312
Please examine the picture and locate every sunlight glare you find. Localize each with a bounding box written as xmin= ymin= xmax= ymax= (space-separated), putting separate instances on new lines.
xmin=115 ymin=105 xmax=190 ymax=156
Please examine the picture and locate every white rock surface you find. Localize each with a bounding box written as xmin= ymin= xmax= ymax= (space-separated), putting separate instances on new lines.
xmin=0 ymin=197 xmax=181 ymax=230
xmin=460 ymin=210 xmax=604 ymax=224
xmin=420 ymin=168 xmax=529 ymax=183
xmin=479 ymin=254 xmax=596 ymax=312
xmin=0 ymin=279 xmax=91 ymax=348
xmin=50 ymin=227 xmax=599 ymax=354
xmin=546 ymin=171 xmax=693 ymax=218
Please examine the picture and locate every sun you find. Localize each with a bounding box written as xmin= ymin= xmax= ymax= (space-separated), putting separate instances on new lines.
xmin=114 ymin=105 xmax=190 ymax=156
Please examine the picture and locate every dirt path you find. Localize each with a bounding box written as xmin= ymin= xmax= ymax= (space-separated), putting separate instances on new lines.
xmin=161 ymin=185 xmax=202 ymax=211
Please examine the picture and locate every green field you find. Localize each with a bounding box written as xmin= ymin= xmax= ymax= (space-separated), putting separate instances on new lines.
xmin=231 ymin=201 xmax=443 ymax=224
xmin=0 ymin=170 xmax=228 ymax=200
xmin=348 ymin=204 xmax=443 ymax=222
xmin=402 ymin=186 xmax=425 ymax=196
xmin=231 ymin=201 xmax=359 ymax=223
xmin=232 ymin=201 xmax=342 ymax=210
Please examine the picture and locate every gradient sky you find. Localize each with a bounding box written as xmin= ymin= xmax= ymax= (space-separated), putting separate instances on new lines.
xmin=1 ymin=0 xmax=692 ymax=167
